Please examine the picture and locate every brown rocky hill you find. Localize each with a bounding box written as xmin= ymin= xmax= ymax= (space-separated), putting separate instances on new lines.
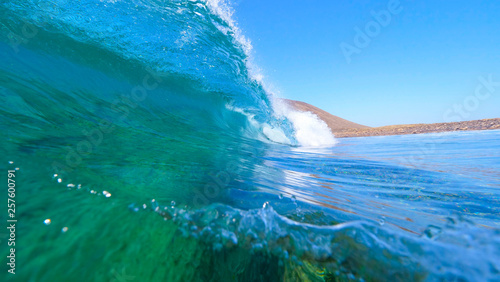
xmin=283 ymin=99 xmax=370 ymax=131
xmin=284 ymin=99 xmax=500 ymax=138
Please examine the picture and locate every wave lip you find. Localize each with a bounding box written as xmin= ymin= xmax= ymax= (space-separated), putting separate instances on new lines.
xmin=272 ymin=98 xmax=337 ymax=147
xmin=1 ymin=0 xmax=304 ymax=144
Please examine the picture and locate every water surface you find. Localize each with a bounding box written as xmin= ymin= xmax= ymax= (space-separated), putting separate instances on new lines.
xmin=1 ymin=1 xmax=499 ymax=281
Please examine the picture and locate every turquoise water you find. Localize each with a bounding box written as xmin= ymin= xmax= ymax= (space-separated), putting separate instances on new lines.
xmin=1 ymin=0 xmax=500 ymax=281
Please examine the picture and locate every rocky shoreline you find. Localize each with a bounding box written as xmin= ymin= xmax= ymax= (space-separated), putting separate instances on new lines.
xmin=284 ymin=99 xmax=500 ymax=138
xmin=332 ymin=118 xmax=500 ymax=138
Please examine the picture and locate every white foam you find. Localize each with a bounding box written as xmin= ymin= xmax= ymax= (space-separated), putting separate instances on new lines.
xmin=206 ymin=0 xmax=337 ymax=147
xmin=205 ymin=0 xmax=253 ymax=56
xmin=205 ymin=0 xmax=266 ymax=87
xmin=272 ymin=99 xmax=337 ymax=147
xmin=226 ymin=105 xmax=292 ymax=145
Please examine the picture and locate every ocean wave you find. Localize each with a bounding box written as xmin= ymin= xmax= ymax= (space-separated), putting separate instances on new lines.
xmin=1 ymin=0 xmax=499 ymax=281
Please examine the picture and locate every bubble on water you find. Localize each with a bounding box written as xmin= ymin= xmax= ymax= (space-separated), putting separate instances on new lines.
xmin=251 ymin=243 xmax=263 ymax=251
xmin=103 ymin=191 xmax=111 ymax=198
xmin=53 ymin=174 xmax=58 ymax=178
xmin=279 ymin=194 xmax=283 ymax=200
xmin=128 ymin=203 xmax=140 ymax=212
xmin=150 ymin=199 xmax=160 ymax=210
xmin=57 ymin=178 xmax=62 ymax=183
xmin=379 ymin=219 xmax=385 ymax=226
xmin=67 ymin=184 xmax=75 ymax=188
xmin=9 ymin=161 xmax=14 ymax=164
xmin=213 ymin=243 xmax=223 ymax=251
xmin=61 ymin=227 xmax=68 ymax=233
xmin=283 ymin=250 xmax=289 ymax=259
xmin=90 ymin=190 xmax=96 ymax=194
xmin=423 ymin=225 xmax=442 ymax=239
xmin=446 ymin=217 xmax=457 ymax=226
xmin=143 ymin=204 xmax=147 ymax=209
xmin=171 ymin=201 xmax=176 ymax=207
xmin=291 ymin=255 xmax=302 ymax=265
xmin=44 ymin=219 xmax=51 ymax=225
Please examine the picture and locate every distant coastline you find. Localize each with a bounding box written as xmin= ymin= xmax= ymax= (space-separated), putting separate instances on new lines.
xmin=285 ymin=99 xmax=500 ymax=138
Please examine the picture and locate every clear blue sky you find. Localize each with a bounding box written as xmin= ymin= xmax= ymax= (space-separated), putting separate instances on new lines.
xmin=232 ymin=0 xmax=500 ymax=127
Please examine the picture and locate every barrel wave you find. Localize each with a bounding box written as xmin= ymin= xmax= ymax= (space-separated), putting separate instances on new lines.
xmin=1 ymin=0 xmax=500 ymax=281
